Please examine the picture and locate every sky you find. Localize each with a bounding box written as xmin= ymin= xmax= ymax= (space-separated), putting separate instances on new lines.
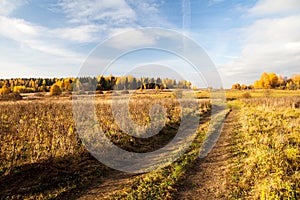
xmin=0 ymin=0 xmax=299 ymax=88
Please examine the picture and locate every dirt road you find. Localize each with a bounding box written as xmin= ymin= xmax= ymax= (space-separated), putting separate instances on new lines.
xmin=175 ymin=110 xmax=236 ymax=199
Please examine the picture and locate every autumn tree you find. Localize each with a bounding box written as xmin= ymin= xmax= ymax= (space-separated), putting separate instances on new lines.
xmin=260 ymin=72 xmax=271 ymax=88
xmin=292 ymin=74 xmax=300 ymax=89
xmin=254 ymin=80 xmax=262 ymax=89
xmin=0 ymin=76 xmax=195 ymax=93
xmin=0 ymin=84 xmax=10 ymax=95
xmin=277 ymin=75 xmax=286 ymax=88
xmin=254 ymin=72 xmax=279 ymax=89
xmin=268 ymin=72 xmax=279 ymax=88
xmin=50 ymin=84 xmax=62 ymax=96
xmin=241 ymin=84 xmax=247 ymax=90
xmin=231 ymin=83 xmax=241 ymax=90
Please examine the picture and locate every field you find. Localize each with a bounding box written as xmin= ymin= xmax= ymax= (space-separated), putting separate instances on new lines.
xmin=229 ymin=97 xmax=300 ymax=199
xmin=0 ymin=89 xmax=299 ymax=199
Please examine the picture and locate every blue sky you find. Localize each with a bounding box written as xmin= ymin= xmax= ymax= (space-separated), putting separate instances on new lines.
xmin=0 ymin=0 xmax=299 ymax=88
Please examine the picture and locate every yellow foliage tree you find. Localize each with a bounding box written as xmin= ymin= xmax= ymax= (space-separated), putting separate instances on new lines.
xmin=241 ymin=84 xmax=247 ymax=90
xmin=268 ymin=72 xmax=278 ymax=88
xmin=260 ymin=72 xmax=271 ymax=88
xmin=254 ymin=80 xmax=262 ymax=89
xmin=292 ymin=74 xmax=300 ymax=89
xmin=231 ymin=83 xmax=241 ymax=90
xmin=0 ymin=84 xmax=10 ymax=95
xmin=50 ymin=84 xmax=62 ymax=96
xmin=254 ymin=72 xmax=279 ymax=89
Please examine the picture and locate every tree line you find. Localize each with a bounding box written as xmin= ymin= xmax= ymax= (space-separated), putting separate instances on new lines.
xmin=0 ymin=75 xmax=192 ymax=95
xmin=232 ymin=72 xmax=300 ymax=90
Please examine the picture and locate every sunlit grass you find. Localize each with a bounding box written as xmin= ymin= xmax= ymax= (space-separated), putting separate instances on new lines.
xmin=229 ymin=98 xmax=300 ymax=199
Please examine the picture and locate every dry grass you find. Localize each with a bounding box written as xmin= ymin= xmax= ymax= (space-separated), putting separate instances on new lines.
xmin=0 ymin=97 xmax=211 ymax=199
xmin=229 ymin=98 xmax=300 ymax=199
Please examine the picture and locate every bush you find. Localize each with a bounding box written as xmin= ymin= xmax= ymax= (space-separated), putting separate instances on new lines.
xmin=0 ymin=92 xmax=22 ymax=101
xmin=50 ymin=84 xmax=62 ymax=96
xmin=9 ymin=92 xmax=22 ymax=100
xmin=241 ymin=92 xmax=251 ymax=98
xmin=13 ymin=86 xmax=35 ymax=93
xmin=294 ymin=101 xmax=300 ymax=108
xmin=0 ymin=85 xmax=10 ymax=95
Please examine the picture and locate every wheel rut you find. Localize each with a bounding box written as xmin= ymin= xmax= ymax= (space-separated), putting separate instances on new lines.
xmin=175 ymin=109 xmax=236 ymax=200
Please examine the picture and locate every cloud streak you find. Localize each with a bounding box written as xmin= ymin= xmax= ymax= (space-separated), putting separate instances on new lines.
xmin=57 ymin=0 xmax=136 ymax=26
xmin=248 ymin=0 xmax=300 ymax=16
xmin=0 ymin=16 xmax=84 ymax=58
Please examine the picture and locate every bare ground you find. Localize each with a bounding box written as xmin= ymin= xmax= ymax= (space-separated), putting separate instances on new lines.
xmin=175 ymin=110 xmax=236 ymax=200
xmin=73 ymin=170 xmax=139 ymax=200
xmin=69 ymin=109 xmax=236 ymax=200
xmin=66 ymin=110 xmax=214 ymax=200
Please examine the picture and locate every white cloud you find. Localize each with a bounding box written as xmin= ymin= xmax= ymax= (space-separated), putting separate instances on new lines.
xmin=51 ymin=24 xmax=106 ymax=43
xmin=0 ymin=16 xmax=85 ymax=58
xmin=219 ymin=15 xmax=300 ymax=86
xmin=248 ymin=0 xmax=300 ymax=16
xmin=57 ymin=0 xmax=136 ymax=26
xmin=0 ymin=15 xmax=87 ymax=79
xmin=25 ymin=39 xmax=83 ymax=59
xmin=56 ymin=0 xmax=170 ymax=30
xmin=106 ymin=30 xmax=157 ymax=50
xmin=125 ymin=0 xmax=169 ymax=27
xmin=0 ymin=16 xmax=40 ymax=39
xmin=53 ymin=0 xmax=170 ymax=41
xmin=217 ymin=0 xmax=300 ymax=87
xmin=0 ymin=0 xmax=171 ymax=78
xmin=0 ymin=0 xmax=25 ymax=16
xmin=0 ymin=38 xmax=82 ymax=79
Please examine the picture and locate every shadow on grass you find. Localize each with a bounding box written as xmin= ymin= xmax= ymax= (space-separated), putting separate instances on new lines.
xmin=0 ymin=152 xmax=113 ymax=199
xmin=0 ymin=108 xmax=217 ymax=199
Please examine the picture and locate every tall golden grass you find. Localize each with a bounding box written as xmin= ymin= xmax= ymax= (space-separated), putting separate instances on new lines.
xmin=230 ymin=97 xmax=300 ymax=199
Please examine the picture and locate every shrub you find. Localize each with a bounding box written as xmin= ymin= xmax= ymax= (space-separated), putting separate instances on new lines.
xmin=0 ymin=92 xmax=22 ymax=101
xmin=13 ymin=86 xmax=35 ymax=93
xmin=241 ymin=92 xmax=251 ymax=99
xmin=9 ymin=92 xmax=23 ymax=100
xmin=0 ymin=85 xmax=10 ymax=95
xmin=294 ymin=101 xmax=300 ymax=108
xmin=50 ymin=84 xmax=62 ymax=96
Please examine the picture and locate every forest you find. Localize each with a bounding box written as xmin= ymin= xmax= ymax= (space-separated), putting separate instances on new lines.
xmin=231 ymin=72 xmax=300 ymax=90
xmin=0 ymin=75 xmax=192 ymax=96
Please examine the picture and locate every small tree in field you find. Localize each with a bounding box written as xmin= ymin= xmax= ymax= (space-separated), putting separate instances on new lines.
xmin=155 ymin=85 xmax=159 ymax=92
xmin=0 ymin=85 xmax=10 ymax=95
xmin=50 ymin=84 xmax=62 ymax=96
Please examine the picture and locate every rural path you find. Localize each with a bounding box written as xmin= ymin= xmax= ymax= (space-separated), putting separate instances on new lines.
xmin=67 ymin=109 xmax=236 ymax=200
xmin=175 ymin=109 xmax=236 ymax=200
xmin=74 ymin=170 xmax=139 ymax=200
